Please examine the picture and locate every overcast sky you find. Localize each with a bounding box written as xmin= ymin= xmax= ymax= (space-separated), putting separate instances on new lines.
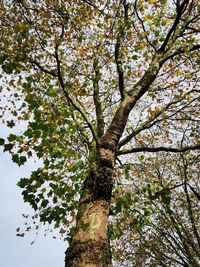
xmin=0 ymin=124 xmax=66 ymax=267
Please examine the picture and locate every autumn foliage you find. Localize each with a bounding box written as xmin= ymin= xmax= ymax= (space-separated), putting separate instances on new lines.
xmin=0 ymin=0 xmax=199 ymax=266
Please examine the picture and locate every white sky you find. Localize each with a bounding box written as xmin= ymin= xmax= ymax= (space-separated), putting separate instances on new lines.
xmin=0 ymin=124 xmax=66 ymax=267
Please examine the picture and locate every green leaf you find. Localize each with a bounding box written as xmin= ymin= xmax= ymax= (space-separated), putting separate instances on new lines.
xmin=17 ymin=178 xmax=30 ymax=188
xmin=19 ymin=156 xmax=27 ymax=166
xmin=50 ymin=88 xmax=58 ymax=95
xmin=0 ymin=138 xmax=5 ymax=146
xmin=4 ymin=143 xmax=14 ymax=152
xmin=132 ymin=55 xmax=138 ymax=60
xmin=41 ymin=199 xmax=49 ymax=208
xmin=7 ymin=134 xmax=17 ymax=142
xmin=115 ymin=197 xmax=124 ymax=214
xmin=161 ymin=193 xmax=171 ymax=205
xmin=124 ymin=191 xmax=132 ymax=207
xmin=12 ymin=154 xmax=27 ymax=166
xmin=7 ymin=120 xmax=15 ymax=128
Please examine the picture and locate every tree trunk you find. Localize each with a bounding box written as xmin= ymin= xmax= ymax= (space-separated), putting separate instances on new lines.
xmin=65 ymin=143 xmax=115 ymax=267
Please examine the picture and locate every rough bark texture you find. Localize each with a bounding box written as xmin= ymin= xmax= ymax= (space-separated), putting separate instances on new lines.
xmin=65 ymin=143 xmax=115 ymax=267
xmin=65 ymin=200 xmax=111 ymax=267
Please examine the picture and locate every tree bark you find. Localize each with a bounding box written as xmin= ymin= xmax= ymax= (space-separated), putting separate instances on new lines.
xmin=65 ymin=143 xmax=115 ymax=267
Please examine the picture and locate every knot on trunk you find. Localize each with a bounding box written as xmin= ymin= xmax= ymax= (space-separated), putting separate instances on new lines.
xmin=99 ymin=139 xmax=116 ymax=153
xmin=94 ymin=166 xmax=113 ymax=201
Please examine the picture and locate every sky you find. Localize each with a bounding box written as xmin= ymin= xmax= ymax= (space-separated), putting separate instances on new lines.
xmin=0 ymin=124 xmax=66 ymax=267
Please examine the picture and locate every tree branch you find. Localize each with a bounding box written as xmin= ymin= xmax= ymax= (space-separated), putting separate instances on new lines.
xmin=162 ymin=44 xmax=200 ymax=63
xmin=102 ymin=1 xmax=198 ymax=147
xmin=54 ymin=45 xmax=99 ymax=144
xmin=159 ymin=0 xmax=190 ymax=52
xmin=30 ymin=60 xmax=57 ymax=77
xmin=134 ymin=0 xmax=156 ymax=50
xmin=119 ymin=89 xmax=198 ymax=148
xmin=93 ymin=58 xmax=105 ymax=137
xmin=118 ymin=145 xmax=200 ymax=155
xmin=29 ymin=27 xmax=98 ymax=143
xmin=103 ymin=50 xmax=164 ymax=147
xmin=114 ymin=1 xmax=129 ymax=101
xmin=115 ymin=34 xmax=125 ymax=100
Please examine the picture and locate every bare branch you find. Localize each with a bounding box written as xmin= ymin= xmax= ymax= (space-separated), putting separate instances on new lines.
xmin=115 ymin=34 xmax=125 ymax=100
xmin=114 ymin=1 xmax=129 ymax=100
xmin=119 ymin=90 xmax=199 ymax=148
xmin=30 ymin=60 xmax=57 ymax=77
xmin=93 ymin=58 xmax=105 ymax=137
xmin=118 ymin=144 xmax=200 ymax=155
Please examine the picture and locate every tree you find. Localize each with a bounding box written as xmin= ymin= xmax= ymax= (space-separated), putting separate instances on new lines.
xmin=0 ymin=0 xmax=199 ymax=266
xmin=112 ymin=152 xmax=200 ymax=266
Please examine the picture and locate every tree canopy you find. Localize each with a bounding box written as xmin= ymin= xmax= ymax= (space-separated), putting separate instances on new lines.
xmin=0 ymin=0 xmax=199 ymax=266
